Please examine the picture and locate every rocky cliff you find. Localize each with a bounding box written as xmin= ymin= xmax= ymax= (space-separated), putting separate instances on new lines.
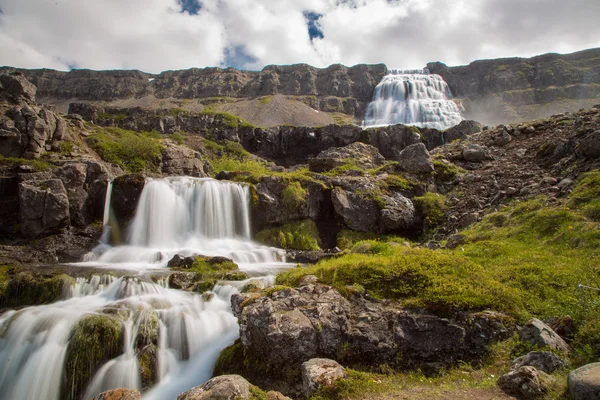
xmin=428 ymin=48 xmax=600 ymax=125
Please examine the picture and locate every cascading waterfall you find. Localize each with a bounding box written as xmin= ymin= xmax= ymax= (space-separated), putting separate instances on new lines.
xmin=0 ymin=176 xmax=289 ymax=400
xmin=363 ymin=68 xmax=463 ymax=130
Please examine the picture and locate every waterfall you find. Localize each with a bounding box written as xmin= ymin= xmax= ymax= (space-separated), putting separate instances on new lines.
xmin=0 ymin=176 xmax=290 ymax=399
xmin=364 ymin=69 xmax=463 ymax=130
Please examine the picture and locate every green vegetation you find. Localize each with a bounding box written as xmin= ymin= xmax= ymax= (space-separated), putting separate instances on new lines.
xmin=328 ymin=112 xmax=355 ymax=125
xmin=256 ymin=220 xmax=321 ymax=251
xmin=567 ymin=171 xmax=600 ymax=221
xmin=0 ymin=155 xmax=53 ymax=171
xmin=64 ymin=314 xmax=124 ymax=400
xmin=87 ymin=127 xmax=164 ymax=172
xmin=0 ymin=272 xmax=74 ymax=307
xmin=383 ymin=174 xmax=415 ymax=191
xmin=200 ymin=106 xmax=256 ymax=129
xmin=97 ymin=111 xmax=128 ymax=121
xmin=167 ymin=107 xmax=186 ymax=117
xmin=432 ymin=159 xmax=464 ymax=183
xmin=282 ymin=181 xmax=308 ymax=212
xmin=258 ymin=96 xmax=272 ymax=105
xmin=412 ymin=193 xmax=448 ymax=229
xmin=171 ymin=256 xmax=244 ymax=292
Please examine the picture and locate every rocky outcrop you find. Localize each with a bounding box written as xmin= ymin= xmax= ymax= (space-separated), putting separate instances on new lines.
xmin=177 ymin=375 xmax=252 ymax=400
xmin=91 ymin=388 xmax=141 ymax=400
xmin=231 ymin=284 xmax=514 ymax=373
xmin=428 ymin=48 xmax=600 ymax=125
xmin=519 ymin=318 xmax=570 ymax=353
xmin=568 ymin=362 xmax=600 ymax=400
xmin=512 ymin=351 xmax=568 ymax=374
xmin=397 ymin=143 xmax=434 ymax=173
xmin=19 ymin=179 xmax=70 ymax=237
xmin=331 ymin=187 xmax=380 ymax=232
xmin=110 ymin=173 xmax=146 ymax=226
xmin=308 ymin=142 xmax=385 ymax=172
xmin=497 ymin=366 xmax=553 ymax=399
xmin=161 ymin=141 xmax=210 ymax=177
xmin=379 ymin=192 xmax=420 ymax=233
xmin=0 ymin=73 xmax=37 ymax=104
xmin=301 ymin=358 xmax=347 ymax=397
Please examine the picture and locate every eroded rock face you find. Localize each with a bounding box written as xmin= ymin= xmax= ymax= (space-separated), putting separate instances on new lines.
xmin=91 ymin=388 xmax=141 ymax=400
xmin=301 ymin=358 xmax=347 ymax=397
xmin=519 ymin=318 xmax=570 ymax=353
xmin=233 ymin=284 xmax=514 ymax=371
xmin=497 ymin=366 xmax=553 ymax=399
xmin=308 ymin=142 xmax=385 ymax=172
xmin=177 ymin=375 xmax=251 ymax=400
xmin=161 ymin=141 xmax=210 ymax=177
xmin=0 ymin=73 xmax=37 ymax=104
xmin=110 ymin=173 xmax=146 ymax=226
xmin=568 ymin=362 xmax=600 ymax=400
xmin=19 ymin=179 xmax=70 ymax=237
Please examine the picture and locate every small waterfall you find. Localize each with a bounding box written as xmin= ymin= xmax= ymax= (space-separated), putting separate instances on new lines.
xmin=100 ymin=180 xmax=114 ymax=244
xmin=364 ymin=69 xmax=463 ymax=130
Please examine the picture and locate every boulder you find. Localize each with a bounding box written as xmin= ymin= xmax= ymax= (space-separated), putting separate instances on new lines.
xmin=397 ymin=143 xmax=434 ymax=173
xmin=161 ymin=142 xmax=209 ymax=177
xmin=331 ymin=187 xmax=380 ymax=232
xmin=91 ymin=388 xmax=141 ymax=400
xmin=444 ymin=120 xmax=482 ymax=143
xmin=497 ymin=366 xmax=553 ymax=398
xmin=301 ymin=358 xmax=347 ymax=397
xmin=379 ymin=192 xmax=420 ymax=233
xmin=492 ymin=130 xmax=512 ymax=147
xmin=266 ymin=391 xmax=291 ymax=400
xmin=110 ymin=173 xmax=146 ymax=225
xmin=519 ymin=318 xmax=570 ymax=352
xmin=0 ymin=73 xmax=37 ymax=103
xmin=568 ymin=362 xmax=600 ymax=400
xmin=167 ymin=254 xmax=196 ymax=269
xmin=579 ymin=130 xmax=600 ymax=159
xmin=19 ymin=179 xmax=70 ymax=237
xmin=308 ymin=142 xmax=385 ymax=172
xmin=462 ymin=144 xmax=487 ymax=162
xmin=177 ymin=375 xmax=251 ymax=400
xmin=367 ymin=124 xmax=422 ymax=159
xmin=512 ymin=351 xmax=568 ymax=374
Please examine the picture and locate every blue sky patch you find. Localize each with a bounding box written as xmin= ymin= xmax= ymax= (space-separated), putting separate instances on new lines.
xmin=223 ymin=45 xmax=258 ymax=70
xmin=178 ymin=0 xmax=202 ymax=15
xmin=304 ymin=11 xmax=324 ymax=41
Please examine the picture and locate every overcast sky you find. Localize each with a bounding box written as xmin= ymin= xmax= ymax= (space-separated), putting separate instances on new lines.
xmin=1 ymin=0 xmax=599 ymax=73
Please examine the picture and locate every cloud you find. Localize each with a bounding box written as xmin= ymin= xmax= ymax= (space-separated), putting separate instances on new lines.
xmin=0 ymin=0 xmax=599 ymax=73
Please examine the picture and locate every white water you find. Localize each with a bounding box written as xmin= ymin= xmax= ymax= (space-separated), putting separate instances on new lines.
xmin=0 ymin=176 xmax=290 ymax=399
xmin=364 ymin=69 xmax=463 ymax=130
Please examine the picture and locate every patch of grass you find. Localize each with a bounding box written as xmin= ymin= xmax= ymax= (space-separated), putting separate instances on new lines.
xmin=97 ymin=111 xmax=128 ymax=121
xmin=257 ymin=96 xmax=272 ymax=105
xmin=282 ymin=181 xmax=308 ymax=212
xmin=256 ymin=220 xmax=321 ymax=251
xmin=383 ymin=174 xmax=415 ymax=191
xmin=337 ymin=230 xmax=386 ymax=250
xmin=329 ymin=112 xmax=355 ymax=125
xmin=167 ymin=107 xmax=186 ymax=117
xmin=59 ymin=141 xmax=75 ymax=155
xmin=413 ymin=193 xmax=448 ymax=229
xmin=0 ymin=155 xmax=53 ymax=171
xmin=168 ymin=132 xmax=186 ymax=145
xmin=200 ymin=110 xmax=256 ymax=129
xmin=87 ymin=127 xmax=164 ymax=173
xmin=433 ymin=159 xmax=464 ymax=183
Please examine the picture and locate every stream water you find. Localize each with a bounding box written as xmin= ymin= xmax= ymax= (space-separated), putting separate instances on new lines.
xmin=0 ymin=177 xmax=288 ymax=400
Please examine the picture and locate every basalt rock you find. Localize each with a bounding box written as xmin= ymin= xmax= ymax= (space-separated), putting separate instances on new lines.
xmin=512 ymin=351 xmax=568 ymax=374
xmin=19 ymin=178 xmax=70 ymax=237
xmin=519 ymin=318 xmax=570 ymax=353
xmin=110 ymin=173 xmax=146 ymax=226
xmin=0 ymin=73 xmax=37 ymax=104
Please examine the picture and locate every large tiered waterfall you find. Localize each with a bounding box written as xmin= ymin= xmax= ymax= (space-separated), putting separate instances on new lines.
xmin=363 ymin=69 xmax=463 ymax=130
xmin=0 ymin=177 xmax=286 ymax=400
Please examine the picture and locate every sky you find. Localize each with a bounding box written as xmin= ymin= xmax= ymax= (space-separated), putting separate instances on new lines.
xmin=0 ymin=0 xmax=599 ymax=73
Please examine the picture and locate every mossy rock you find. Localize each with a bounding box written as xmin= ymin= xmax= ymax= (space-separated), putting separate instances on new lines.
xmin=64 ymin=314 xmax=124 ymax=400
xmin=255 ymin=220 xmax=321 ymax=251
xmin=0 ymin=272 xmax=74 ymax=307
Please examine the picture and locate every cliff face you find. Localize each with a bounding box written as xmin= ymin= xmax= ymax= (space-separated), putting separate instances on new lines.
xmin=427 ymin=48 xmax=600 ymax=125
xmin=2 ymin=48 xmax=599 ymax=127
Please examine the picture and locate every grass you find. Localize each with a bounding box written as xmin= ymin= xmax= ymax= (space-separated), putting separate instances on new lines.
xmin=87 ymin=127 xmax=164 ymax=173
xmin=0 ymin=155 xmax=53 ymax=171
xmin=413 ymin=193 xmax=448 ymax=229
xmin=256 ymin=220 xmax=321 ymax=251
xmin=200 ymin=108 xmax=256 ymax=129
xmin=282 ymin=181 xmax=308 ymax=212
xmin=97 ymin=111 xmax=128 ymax=121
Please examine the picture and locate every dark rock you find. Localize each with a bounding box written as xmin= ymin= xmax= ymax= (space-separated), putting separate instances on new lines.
xmin=462 ymin=144 xmax=487 ymax=162
xmin=379 ymin=193 xmax=420 ymax=233
xmin=512 ymin=351 xmax=568 ymax=374
xmin=308 ymin=142 xmax=385 ymax=172
xmin=168 ymin=272 xmax=198 ymax=291
xmin=444 ymin=120 xmax=483 ymax=143
xmin=366 ymin=124 xmax=422 ymax=159
xmin=111 ymin=173 xmax=146 ymax=225
xmin=493 ymin=130 xmax=512 ymax=147
xmin=19 ymin=179 xmax=70 ymax=237
xmin=445 ymin=234 xmax=465 ymax=249
xmin=579 ymin=130 xmax=600 ymax=158
xmin=497 ymin=366 xmax=553 ymax=399
xmin=568 ymin=362 xmax=600 ymax=400
xmin=0 ymin=73 xmax=37 ymax=103
xmin=301 ymin=358 xmax=347 ymax=397
xmin=547 ymin=315 xmax=574 ymax=339
xmin=91 ymin=388 xmax=141 ymax=400
xmin=167 ymin=254 xmax=196 ymax=268
xmin=397 ymin=143 xmax=434 ymax=174
xmin=177 ymin=375 xmax=251 ymax=400
xmin=519 ymin=318 xmax=570 ymax=353
xmin=331 ymin=187 xmax=379 ymax=232
xmin=286 ymin=251 xmax=338 ymax=264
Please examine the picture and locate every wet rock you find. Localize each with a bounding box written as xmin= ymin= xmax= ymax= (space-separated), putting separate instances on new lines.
xmin=111 ymin=173 xmax=146 ymax=225
xmin=168 ymin=271 xmax=198 ymax=291
xmin=308 ymin=142 xmax=385 ymax=172
xmin=177 ymin=375 xmax=251 ymax=400
xmin=462 ymin=144 xmax=487 ymax=162
xmin=167 ymin=254 xmax=196 ymax=269
xmin=519 ymin=318 xmax=570 ymax=352
xmin=498 ymin=366 xmax=553 ymax=398
xmin=568 ymin=362 xmax=600 ymax=400
xmin=397 ymin=143 xmax=434 ymax=173
xmin=512 ymin=351 xmax=568 ymax=374
xmin=91 ymin=388 xmax=141 ymax=400
xmin=19 ymin=178 xmax=70 ymax=237
xmin=301 ymin=358 xmax=347 ymax=397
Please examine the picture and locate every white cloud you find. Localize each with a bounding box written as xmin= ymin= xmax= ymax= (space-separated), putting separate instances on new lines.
xmin=0 ymin=0 xmax=599 ymax=73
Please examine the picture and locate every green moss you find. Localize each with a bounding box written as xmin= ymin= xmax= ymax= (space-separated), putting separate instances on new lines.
xmin=169 ymin=132 xmax=186 ymax=145
xmin=87 ymin=127 xmax=164 ymax=173
xmin=255 ymin=220 xmax=321 ymax=251
xmin=413 ymin=193 xmax=448 ymax=229
xmin=64 ymin=314 xmax=124 ymax=400
xmin=138 ymin=346 xmax=157 ymax=389
xmin=433 ymin=159 xmax=464 ymax=183
xmin=0 ymin=272 xmax=74 ymax=307
xmin=249 ymin=385 xmax=267 ymax=400
xmin=282 ymin=181 xmax=308 ymax=212
xmin=337 ymin=230 xmax=383 ymax=250
xmin=383 ymin=174 xmax=414 ymax=191
xmin=258 ymin=96 xmax=272 ymax=105
xmin=59 ymin=140 xmax=75 ymax=155
xmin=0 ymin=155 xmax=53 ymax=171
xmin=97 ymin=111 xmax=128 ymax=121
xmin=167 ymin=107 xmax=186 ymax=117
xmin=200 ymin=110 xmax=256 ymax=129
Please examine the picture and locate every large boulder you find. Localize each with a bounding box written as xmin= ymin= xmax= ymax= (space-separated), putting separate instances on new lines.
xmin=444 ymin=120 xmax=482 ymax=143
xmin=91 ymin=388 xmax=141 ymax=400
xmin=366 ymin=124 xmax=422 ymax=159
xmin=397 ymin=143 xmax=434 ymax=173
xmin=0 ymin=73 xmax=37 ymax=103
xmin=497 ymin=366 xmax=553 ymax=399
xmin=578 ymin=130 xmax=600 ymax=159
xmin=462 ymin=144 xmax=488 ymax=162
xmin=331 ymin=187 xmax=380 ymax=232
xmin=379 ymin=192 xmax=420 ymax=233
xmin=177 ymin=375 xmax=251 ymax=400
xmin=19 ymin=179 xmax=70 ymax=237
xmin=161 ymin=141 xmax=209 ymax=177
xmin=519 ymin=318 xmax=570 ymax=353
xmin=301 ymin=358 xmax=347 ymax=397
xmin=308 ymin=142 xmax=385 ymax=172
xmin=512 ymin=351 xmax=568 ymax=374
xmin=110 ymin=173 xmax=146 ymax=225
xmin=568 ymin=362 xmax=600 ymax=400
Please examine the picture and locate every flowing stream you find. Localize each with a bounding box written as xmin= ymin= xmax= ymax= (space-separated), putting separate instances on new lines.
xmin=0 ymin=177 xmax=288 ymax=400
xmin=364 ymin=68 xmax=463 ymax=130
